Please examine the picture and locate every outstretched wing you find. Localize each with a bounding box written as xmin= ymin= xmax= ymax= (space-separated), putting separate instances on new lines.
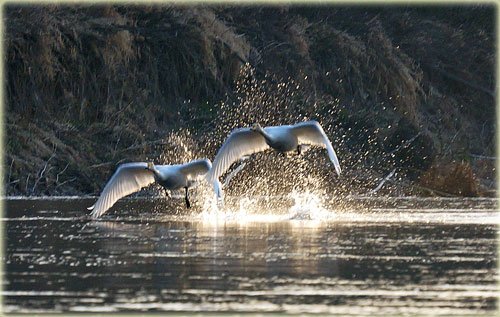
xmin=290 ymin=121 xmax=341 ymax=176
xmin=207 ymin=128 xmax=269 ymax=185
xmin=179 ymin=159 xmax=212 ymax=180
xmin=88 ymin=163 xmax=155 ymax=218
xmin=211 ymin=177 xmax=224 ymax=200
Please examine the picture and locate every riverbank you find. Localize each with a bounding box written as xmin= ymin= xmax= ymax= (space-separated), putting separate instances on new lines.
xmin=5 ymin=4 xmax=496 ymax=197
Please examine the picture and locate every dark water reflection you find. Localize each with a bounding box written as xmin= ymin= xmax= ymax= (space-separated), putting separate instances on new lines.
xmin=2 ymin=197 xmax=498 ymax=315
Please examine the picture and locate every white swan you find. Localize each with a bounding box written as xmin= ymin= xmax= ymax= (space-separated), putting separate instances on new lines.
xmin=88 ymin=159 xmax=212 ymax=218
xmin=207 ymin=120 xmax=341 ymax=198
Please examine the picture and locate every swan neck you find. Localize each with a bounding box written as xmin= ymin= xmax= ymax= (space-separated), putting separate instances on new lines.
xmin=256 ymin=127 xmax=274 ymax=143
xmin=147 ymin=164 xmax=161 ymax=179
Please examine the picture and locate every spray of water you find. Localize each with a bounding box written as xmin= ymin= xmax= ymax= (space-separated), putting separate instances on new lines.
xmin=151 ymin=64 xmax=348 ymax=222
xmin=194 ymin=174 xmax=341 ymax=227
xmin=287 ymin=189 xmax=330 ymax=221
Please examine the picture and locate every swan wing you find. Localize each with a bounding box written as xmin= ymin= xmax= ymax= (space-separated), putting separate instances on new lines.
xmin=179 ymin=159 xmax=212 ymax=180
xmin=208 ymin=128 xmax=269 ymax=182
xmin=291 ymin=121 xmax=342 ymax=176
xmin=212 ymin=177 xmax=224 ymax=200
xmin=89 ymin=162 xmax=155 ymax=218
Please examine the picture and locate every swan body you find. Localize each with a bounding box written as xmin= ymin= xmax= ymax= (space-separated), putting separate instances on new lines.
xmin=208 ymin=120 xmax=341 ymax=198
xmin=88 ymin=159 xmax=211 ymax=218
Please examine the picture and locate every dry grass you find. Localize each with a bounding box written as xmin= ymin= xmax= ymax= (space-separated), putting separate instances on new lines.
xmin=418 ymin=161 xmax=480 ymax=197
xmin=4 ymin=5 xmax=495 ymax=196
xmin=308 ymin=19 xmax=423 ymax=127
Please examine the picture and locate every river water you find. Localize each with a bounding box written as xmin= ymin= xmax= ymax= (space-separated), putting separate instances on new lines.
xmin=2 ymin=196 xmax=498 ymax=315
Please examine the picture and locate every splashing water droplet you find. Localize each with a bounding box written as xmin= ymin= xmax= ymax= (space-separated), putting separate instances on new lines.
xmin=287 ymin=189 xmax=332 ymax=221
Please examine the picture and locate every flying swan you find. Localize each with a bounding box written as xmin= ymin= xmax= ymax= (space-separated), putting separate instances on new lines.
xmin=207 ymin=120 xmax=341 ymax=198
xmin=88 ymin=159 xmax=212 ymax=218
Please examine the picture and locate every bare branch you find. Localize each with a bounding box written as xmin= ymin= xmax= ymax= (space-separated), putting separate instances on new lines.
xmin=8 ymin=158 xmax=14 ymax=184
xmin=369 ymin=168 xmax=397 ymax=194
xmin=470 ymin=153 xmax=497 ymax=160
xmin=55 ymin=177 xmax=77 ymax=188
xmin=25 ymin=174 xmax=30 ymax=194
xmin=31 ymin=152 xmax=56 ymax=194
xmin=56 ymin=163 xmax=70 ymax=184
xmin=431 ymin=64 xmax=495 ymax=98
xmin=89 ymin=162 xmax=114 ymax=169
xmin=388 ymin=132 xmax=422 ymax=156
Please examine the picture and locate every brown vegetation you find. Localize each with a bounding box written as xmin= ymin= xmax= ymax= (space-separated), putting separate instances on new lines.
xmin=418 ymin=162 xmax=480 ymax=197
xmin=4 ymin=5 xmax=496 ymax=197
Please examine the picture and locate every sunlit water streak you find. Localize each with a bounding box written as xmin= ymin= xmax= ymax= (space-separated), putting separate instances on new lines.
xmin=4 ymin=194 xmax=499 ymax=226
xmin=2 ymin=196 xmax=498 ymax=315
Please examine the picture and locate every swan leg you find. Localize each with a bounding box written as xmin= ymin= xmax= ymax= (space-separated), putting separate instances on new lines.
xmin=297 ymin=144 xmax=310 ymax=155
xmin=184 ymin=187 xmax=191 ymax=209
xmin=187 ymin=180 xmax=198 ymax=189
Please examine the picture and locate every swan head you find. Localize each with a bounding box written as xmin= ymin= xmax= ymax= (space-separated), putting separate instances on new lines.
xmin=250 ymin=123 xmax=263 ymax=132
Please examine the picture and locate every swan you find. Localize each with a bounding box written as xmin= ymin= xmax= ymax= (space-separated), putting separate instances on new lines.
xmin=207 ymin=120 xmax=341 ymax=198
xmin=88 ymin=159 xmax=212 ymax=218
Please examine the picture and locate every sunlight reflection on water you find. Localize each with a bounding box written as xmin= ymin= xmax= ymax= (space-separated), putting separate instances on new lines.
xmin=3 ymin=196 xmax=498 ymax=315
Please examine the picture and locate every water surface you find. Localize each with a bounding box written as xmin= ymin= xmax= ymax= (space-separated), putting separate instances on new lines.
xmin=3 ymin=196 xmax=498 ymax=315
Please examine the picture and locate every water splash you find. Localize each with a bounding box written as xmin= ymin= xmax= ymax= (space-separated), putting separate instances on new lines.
xmin=195 ymin=175 xmax=338 ymax=227
xmin=158 ymin=129 xmax=198 ymax=165
xmin=287 ymin=189 xmax=332 ymax=222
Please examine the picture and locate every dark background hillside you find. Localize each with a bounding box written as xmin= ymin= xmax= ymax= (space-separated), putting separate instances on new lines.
xmin=4 ymin=4 xmax=496 ymax=197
